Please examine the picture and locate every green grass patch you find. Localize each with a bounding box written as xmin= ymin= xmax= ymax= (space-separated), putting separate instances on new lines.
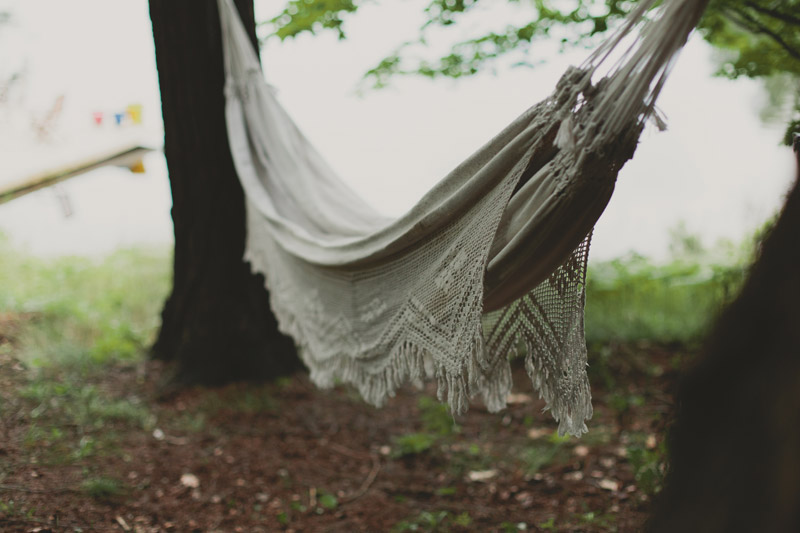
xmin=317 ymin=490 xmax=338 ymax=511
xmin=520 ymin=430 xmax=570 ymax=475
xmin=20 ymin=381 xmax=152 ymax=430
xmin=585 ymin=224 xmax=757 ymax=344
xmin=81 ymin=477 xmax=125 ymax=501
xmin=626 ymin=433 xmax=667 ymax=496
xmin=418 ymin=396 xmax=459 ymax=436
xmin=392 ymin=432 xmax=438 ymax=458
xmin=585 ymin=253 xmax=746 ymax=344
xmin=0 ymin=234 xmax=170 ymax=373
xmin=392 ymin=510 xmax=472 ymax=532
xmin=19 ymin=379 xmax=152 ymax=464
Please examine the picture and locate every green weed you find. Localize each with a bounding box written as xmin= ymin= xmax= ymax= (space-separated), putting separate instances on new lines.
xmin=0 ymin=499 xmax=38 ymax=520
xmin=317 ymin=490 xmax=338 ymax=510
xmin=520 ymin=432 xmax=569 ymax=475
xmin=537 ymin=517 xmax=556 ymax=530
xmin=418 ymin=397 xmax=459 ymax=436
xmin=578 ymin=509 xmax=617 ymax=530
xmin=434 ymin=486 xmax=457 ymax=496
xmin=627 ymin=436 xmax=667 ymax=496
xmin=392 ymin=510 xmax=472 ymax=532
xmin=392 ymin=433 xmax=437 ymax=458
xmin=0 ymin=237 xmax=170 ymax=373
xmin=584 ymin=224 xmax=752 ymax=344
xmin=21 ymin=381 xmax=152 ymax=430
xmin=446 ymin=442 xmax=494 ymax=478
xmin=81 ymin=477 xmax=125 ymax=501
xmin=501 ymin=522 xmax=530 ymax=532
xmin=19 ymin=379 xmax=152 ymax=464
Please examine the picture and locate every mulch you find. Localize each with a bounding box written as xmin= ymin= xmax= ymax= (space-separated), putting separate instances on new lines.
xmin=0 ymin=338 xmax=685 ymax=532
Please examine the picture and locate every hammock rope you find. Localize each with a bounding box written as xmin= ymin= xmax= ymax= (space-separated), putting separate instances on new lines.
xmin=217 ymin=0 xmax=709 ymax=436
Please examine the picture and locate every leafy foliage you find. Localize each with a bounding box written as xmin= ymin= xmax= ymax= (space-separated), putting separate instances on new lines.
xmin=267 ymin=0 xmax=800 ymax=142
xmin=81 ymin=477 xmax=125 ymax=501
xmin=392 ymin=510 xmax=472 ymax=532
xmin=270 ymin=0 xmax=358 ymax=40
xmin=584 ymin=224 xmax=754 ymax=343
xmin=392 ymin=432 xmax=438 ymax=457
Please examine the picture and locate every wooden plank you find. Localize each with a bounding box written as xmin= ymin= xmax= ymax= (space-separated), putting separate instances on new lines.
xmin=0 ymin=145 xmax=155 ymax=204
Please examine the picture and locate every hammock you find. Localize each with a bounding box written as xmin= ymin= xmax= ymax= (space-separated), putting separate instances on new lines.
xmin=217 ymin=0 xmax=709 ymax=436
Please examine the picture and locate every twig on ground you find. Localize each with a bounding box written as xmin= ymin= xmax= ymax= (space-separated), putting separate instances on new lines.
xmin=0 ymin=484 xmax=76 ymax=494
xmin=342 ymin=452 xmax=381 ymax=503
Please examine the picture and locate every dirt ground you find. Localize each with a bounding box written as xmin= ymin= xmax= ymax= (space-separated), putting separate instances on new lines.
xmin=0 ymin=331 xmax=687 ymax=532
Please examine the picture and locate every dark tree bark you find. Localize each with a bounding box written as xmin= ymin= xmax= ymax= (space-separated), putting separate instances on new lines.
xmin=648 ymin=139 xmax=800 ymax=532
xmin=149 ymin=0 xmax=301 ymax=384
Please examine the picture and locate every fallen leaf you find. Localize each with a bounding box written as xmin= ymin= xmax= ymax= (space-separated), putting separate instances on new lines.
xmin=600 ymin=457 xmax=616 ymax=469
xmin=506 ymin=393 xmax=533 ymax=404
xmin=467 ymin=469 xmax=498 ymax=482
xmin=599 ymin=479 xmax=619 ymax=491
xmin=115 ymin=516 xmax=131 ymax=531
xmin=573 ymin=445 xmax=590 ymax=457
xmin=180 ymin=473 xmax=200 ymax=488
xmin=527 ymin=428 xmax=551 ymax=440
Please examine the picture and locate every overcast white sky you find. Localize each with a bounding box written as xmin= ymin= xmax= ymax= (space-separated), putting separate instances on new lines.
xmin=0 ymin=0 xmax=795 ymax=259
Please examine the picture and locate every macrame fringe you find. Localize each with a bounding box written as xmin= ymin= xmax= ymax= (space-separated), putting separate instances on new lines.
xmin=228 ymin=0 xmax=709 ymax=439
xmin=271 ymin=291 xmax=514 ymax=420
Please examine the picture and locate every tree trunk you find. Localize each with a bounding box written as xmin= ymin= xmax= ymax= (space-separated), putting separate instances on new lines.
xmin=648 ymin=139 xmax=800 ymax=531
xmin=149 ymin=0 xmax=301 ymax=384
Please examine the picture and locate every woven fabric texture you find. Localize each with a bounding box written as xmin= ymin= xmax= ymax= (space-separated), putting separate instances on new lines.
xmin=217 ymin=0 xmax=709 ymax=436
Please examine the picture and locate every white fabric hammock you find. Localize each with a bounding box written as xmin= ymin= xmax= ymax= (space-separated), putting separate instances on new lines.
xmin=217 ymin=0 xmax=709 ymax=436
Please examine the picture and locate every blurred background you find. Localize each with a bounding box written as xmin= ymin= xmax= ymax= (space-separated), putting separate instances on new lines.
xmin=0 ymin=0 xmax=795 ymax=260
xmin=1 ymin=2 xmax=798 ymax=530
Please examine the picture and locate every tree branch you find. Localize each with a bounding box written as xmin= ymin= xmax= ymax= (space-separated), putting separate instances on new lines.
xmin=743 ymin=1 xmax=800 ymax=27
xmin=724 ymin=6 xmax=800 ymax=62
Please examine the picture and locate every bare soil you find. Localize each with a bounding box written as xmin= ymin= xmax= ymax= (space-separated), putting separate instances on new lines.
xmin=0 ymin=331 xmax=688 ymax=532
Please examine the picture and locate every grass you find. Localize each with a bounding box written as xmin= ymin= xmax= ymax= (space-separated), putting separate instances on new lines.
xmin=81 ymin=477 xmax=125 ymax=501
xmin=0 ymin=227 xmax=754 ymax=508
xmin=392 ymin=432 xmax=438 ymax=458
xmin=1 ymin=235 xmax=169 ymax=466
xmin=584 ymin=224 xmax=755 ymax=344
xmin=520 ymin=430 xmax=571 ymax=475
xmin=392 ymin=510 xmax=473 ymax=532
xmin=585 ymin=253 xmax=746 ymax=344
xmin=391 ymin=397 xmax=461 ymax=458
xmin=0 ymin=233 xmax=171 ymax=373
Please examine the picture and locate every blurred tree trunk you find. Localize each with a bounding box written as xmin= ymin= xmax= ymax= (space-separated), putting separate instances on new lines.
xmin=149 ymin=0 xmax=301 ymax=384
xmin=648 ymin=138 xmax=800 ymax=532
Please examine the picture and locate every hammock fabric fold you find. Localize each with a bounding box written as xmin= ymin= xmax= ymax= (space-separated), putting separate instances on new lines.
xmin=217 ymin=0 xmax=709 ymax=436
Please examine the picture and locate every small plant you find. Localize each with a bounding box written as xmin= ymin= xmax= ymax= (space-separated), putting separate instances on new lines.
xmin=537 ymin=517 xmax=556 ymax=530
xmin=392 ymin=510 xmax=472 ymax=532
xmin=579 ymin=509 xmax=616 ymax=530
xmin=81 ymin=477 xmax=124 ymax=501
xmin=0 ymin=240 xmax=170 ymax=374
xmin=418 ymin=397 xmax=459 ymax=436
xmin=521 ymin=430 xmax=569 ymax=475
xmin=392 ymin=432 xmax=437 ymax=458
xmin=435 ymin=486 xmax=457 ymax=496
xmin=584 ymin=230 xmax=749 ymax=345
xmin=317 ymin=490 xmax=338 ymax=510
xmin=627 ymin=440 xmax=667 ymax=496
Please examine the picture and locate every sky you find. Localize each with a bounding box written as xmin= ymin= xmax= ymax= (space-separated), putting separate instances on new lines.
xmin=0 ymin=0 xmax=795 ymax=260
